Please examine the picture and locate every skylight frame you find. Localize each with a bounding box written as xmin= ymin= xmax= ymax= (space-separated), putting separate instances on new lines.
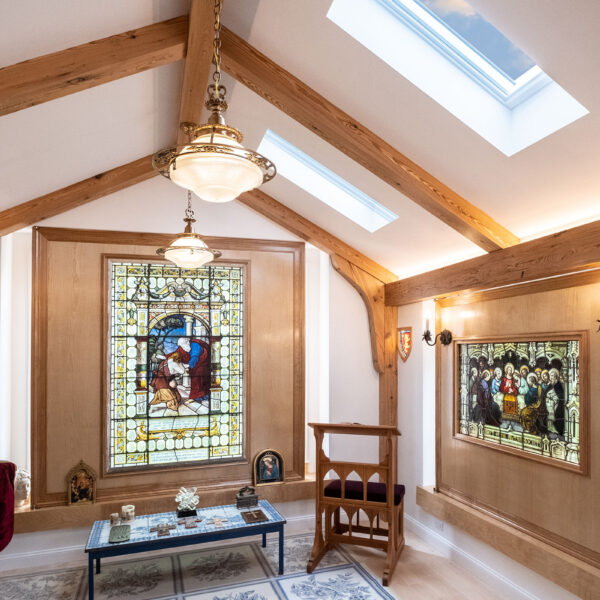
xmin=378 ymin=0 xmax=551 ymax=106
xmin=257 ymin=130 xmax=398 ymax=233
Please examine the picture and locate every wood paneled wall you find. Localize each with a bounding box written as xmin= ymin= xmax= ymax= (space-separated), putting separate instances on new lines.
xmin=436 ymin=275 xmax=600 ymax=568
xmin=31 ymin=228 xmax=305 ymax=509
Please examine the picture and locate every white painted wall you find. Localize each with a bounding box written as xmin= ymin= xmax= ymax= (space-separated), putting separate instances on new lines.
xmin=327 ymin=266 xmax=380 ymax=466
xmin=397 ymin=301 xmax=579 ymax=600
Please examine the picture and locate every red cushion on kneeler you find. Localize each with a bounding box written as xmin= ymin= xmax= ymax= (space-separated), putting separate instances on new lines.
xmin=0 ymin=462 xmax=16 ymax=552
xmin=324 ymin=479 xmax=405 ymax=505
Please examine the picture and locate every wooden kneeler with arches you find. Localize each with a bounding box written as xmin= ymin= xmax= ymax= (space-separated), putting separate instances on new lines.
xmin=307 ymin=423 xmax=405 ymax=586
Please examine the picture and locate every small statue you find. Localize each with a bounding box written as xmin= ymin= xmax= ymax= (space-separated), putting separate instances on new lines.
xmin=175 ymin=486 xmax=199 ymax=517
xmin=14 ymin=468 xmax=31 ymax=508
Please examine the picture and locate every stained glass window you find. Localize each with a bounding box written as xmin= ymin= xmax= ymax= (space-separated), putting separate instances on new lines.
xmin=108 ymin=261 xmax=244 ymax=469
xmin=457 ymin=338 xmax=581 ymax=466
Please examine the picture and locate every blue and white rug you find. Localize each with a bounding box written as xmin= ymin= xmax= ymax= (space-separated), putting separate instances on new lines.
xmin=0 ymin=533 xmax=394 ymax=600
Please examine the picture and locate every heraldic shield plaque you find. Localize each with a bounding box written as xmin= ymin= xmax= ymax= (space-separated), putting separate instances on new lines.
xmin=397 ymin=327 xmax=412 ymax=362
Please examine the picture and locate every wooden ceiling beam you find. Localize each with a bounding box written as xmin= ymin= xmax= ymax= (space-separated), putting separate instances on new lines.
xmin=0 ymin=156 xmax=395 ymax=286
xmin=0 ymin=17 xmax=188 ymax=116
xmin=176 ymin=1 xmax=214 ymax=144
xmin=238 ymin=188 xmax=397 ymax=284
xmin=384 ymin=221 xmax=600 ymax=306
xmin=0 ymin=156 xmax=155 ymax=237
xmin=219 ymin=27 xmax=519 ymax=253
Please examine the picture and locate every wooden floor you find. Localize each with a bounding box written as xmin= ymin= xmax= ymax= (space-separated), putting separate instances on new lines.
xmin=345 ymin=530 xmax=504 ymax=600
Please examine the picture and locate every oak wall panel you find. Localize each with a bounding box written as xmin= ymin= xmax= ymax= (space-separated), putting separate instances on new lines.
xmin=438 ymin=277 xmax=600 ymax=566
xmin=32 ymin=228 xmax=305 ymax=508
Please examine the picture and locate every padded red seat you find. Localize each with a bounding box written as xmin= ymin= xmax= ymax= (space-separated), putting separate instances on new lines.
xmin=324 ymin=479 xmax=405 ymax=505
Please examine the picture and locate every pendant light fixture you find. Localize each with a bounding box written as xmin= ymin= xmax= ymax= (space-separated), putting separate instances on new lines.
xmin=152 ymin=0 xmax=276 ymax=202
xmin=157 ymin=191 xmax=221 ymax=268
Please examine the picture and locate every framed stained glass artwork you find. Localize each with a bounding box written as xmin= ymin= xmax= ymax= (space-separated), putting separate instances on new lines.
xmin=106 ymin=259 xmax=245 ymax=471
xmin=454 ymin=333 xmax=587 ymax=472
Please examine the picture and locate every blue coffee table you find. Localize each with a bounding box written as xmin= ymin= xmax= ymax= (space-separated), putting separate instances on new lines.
xmin=85 ymin=499 xmax=285 ymax=600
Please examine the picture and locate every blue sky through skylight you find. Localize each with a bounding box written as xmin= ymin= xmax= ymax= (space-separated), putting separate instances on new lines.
xmin=257 ymin=130 xmax=398 ymax=233
xmin=419 ymin=0 xmax=535 ymax=80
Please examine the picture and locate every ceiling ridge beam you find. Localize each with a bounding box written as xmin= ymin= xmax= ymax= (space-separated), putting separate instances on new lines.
xmin=219 ymin=26 xmax=519 ymax=253
xmin=239 ymin=188 xmax=396 ymax=284
xmin=176 ymin=1 xmax=214 ymax=144
xmin=0 ymin=17 xmax=188 ymax=117
xmin=384 ymin=221 xmax=600 ymax=306
xmin=0 ymin=156 xmax=156 ymax=237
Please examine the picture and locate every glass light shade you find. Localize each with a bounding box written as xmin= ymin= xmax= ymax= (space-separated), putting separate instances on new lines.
xmin=163 ymin=234 xmax=216 ymax=268
xmin=169 ymin=132 xmax=264 ymax=203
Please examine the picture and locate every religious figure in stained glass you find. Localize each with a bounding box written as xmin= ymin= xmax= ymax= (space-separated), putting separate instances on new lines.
xmin=456 ymin=335 xmax=583 ymax=468
xmin=108 ymin=261 xmax=244 ymax=469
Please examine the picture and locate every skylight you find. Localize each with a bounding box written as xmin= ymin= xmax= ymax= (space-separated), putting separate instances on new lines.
xmin=328 ymin=0 xmax=588 ymax=155
xmin=257 ymin=130 xmax=398 ymax=233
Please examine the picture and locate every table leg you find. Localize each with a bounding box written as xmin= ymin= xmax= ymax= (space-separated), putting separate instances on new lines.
xmin=96 ymin=557 xmax=101 ymax=574
xmin=278 ymin=526 xmax=284 ymax=575
xmin=88 ymin=554 xmax=94 ymax=600
xmin=262 ymin=532 xmax=267 ymax=548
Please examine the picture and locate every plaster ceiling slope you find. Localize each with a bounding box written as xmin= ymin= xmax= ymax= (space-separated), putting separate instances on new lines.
xmin=222 ymin=0 xmax=600 ymax=241
xmin=0 ymin=0 xmax=187 ymax=213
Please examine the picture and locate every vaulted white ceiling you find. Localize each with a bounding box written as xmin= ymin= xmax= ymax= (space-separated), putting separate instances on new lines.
xmin=1 ymin=0 xmax=599 ymax=277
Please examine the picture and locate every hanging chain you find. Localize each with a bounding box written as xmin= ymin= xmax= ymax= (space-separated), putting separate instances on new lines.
xmin=212 ymin=0 xmax=223 ymax=91
xmin=185 ymin=190 xmax=195 ymax=220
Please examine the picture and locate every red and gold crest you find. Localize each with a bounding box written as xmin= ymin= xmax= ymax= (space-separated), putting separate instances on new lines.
xmin=397 ymin=327 xmax=412 ymax=362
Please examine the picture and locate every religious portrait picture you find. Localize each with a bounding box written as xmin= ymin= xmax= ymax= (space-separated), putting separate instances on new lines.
xmin=253 ymin=449 xmax=284 ymax=486
xmin=454 ymin=333 xmax=587 ymax=471
xmin=66 ymin=460 xmax=97 ymax=505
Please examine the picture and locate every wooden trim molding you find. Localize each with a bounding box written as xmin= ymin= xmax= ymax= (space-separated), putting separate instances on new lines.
xmin=0 ymin=155 xmax=156 ymax=237
xmin=417 ymin=486 xmax=600 ymax=598
xmin=0 ymin=17 xmax=188 ymax=116
xmin=31 ymin=227 xmax=305 ymax=508
xmin=220 ymin=26 xmax=518 ymax=252
xmin=176 ymin=0 xmax=214 ymax=144
xmin=385 ymin=220 xmax=600 ymax=306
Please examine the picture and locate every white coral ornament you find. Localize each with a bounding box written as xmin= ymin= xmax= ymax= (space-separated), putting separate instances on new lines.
xmin=175 ymin=486 xmax=199 ymax=512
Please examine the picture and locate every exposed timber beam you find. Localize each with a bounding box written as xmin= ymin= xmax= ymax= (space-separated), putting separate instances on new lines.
xmin=0 ymin=156 xmax=155 ymax=236
xmin=220 ymin=27 xmax=519 ymax=253
xmin=384 ymin=220 xmax=600 ymax=306
xmin=238 ymin=188 xmax=396 ymax=284
xmin=0 ymin=155 xmax=395 ymax=289
xmin=0 ymin=17 xmax=187 ymax=117
xmin=176 ymin=1 xmax=214 ymax=144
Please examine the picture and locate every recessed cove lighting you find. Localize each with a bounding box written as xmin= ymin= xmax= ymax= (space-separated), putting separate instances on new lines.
xmin=257 ymin=130 xmax=398 ymax=233
xmin=328 ymin=0 xmax=588 ymax=155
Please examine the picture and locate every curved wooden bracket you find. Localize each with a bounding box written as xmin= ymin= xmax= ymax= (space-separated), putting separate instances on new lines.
xmin=331 ymin=254 xmax=386 ymax=374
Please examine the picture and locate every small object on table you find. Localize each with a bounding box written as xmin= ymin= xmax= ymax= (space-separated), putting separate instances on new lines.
xmin=175 ymin=486 xmax=199 ymax=518
xmin=108 ymin=524 xmax=130 ymax=543
xmin=177 ymin=516 xmax=203 ymax=529
xmin=109 ymin=513 xmax=120 ymax=526
xmin=241 ymin=509 xmax=268 ymax=524
xmin=150 ymin=522 xmax=176 ymax=537
xmin=236 ymin=485 xmax=258 ymax=510
xmin=205 ymin=517 xmax=228 ymax=528
xmin=121 ymin=504 xmax=135 ymax=522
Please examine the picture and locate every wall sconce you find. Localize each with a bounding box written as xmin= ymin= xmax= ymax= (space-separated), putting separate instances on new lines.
xmin=422 ymin=328 xmax=453 ymax=346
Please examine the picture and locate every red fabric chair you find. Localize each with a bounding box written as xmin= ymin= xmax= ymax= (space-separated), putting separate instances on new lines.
xmin=0 ymin=461 xmax=16 ymax=552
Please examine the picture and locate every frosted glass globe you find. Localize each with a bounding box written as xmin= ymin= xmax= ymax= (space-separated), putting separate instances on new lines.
xmin=164 ymin=235 xmax=215 ymax=268
xmin=169 ymin=132 xmax=264 ymax=203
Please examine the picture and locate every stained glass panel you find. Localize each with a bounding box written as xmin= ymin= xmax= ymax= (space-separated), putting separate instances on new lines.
xmin=108 ymin=262 xmax=244 ymax=469
xmin=457 ymin=337 xmax=581 ymax=466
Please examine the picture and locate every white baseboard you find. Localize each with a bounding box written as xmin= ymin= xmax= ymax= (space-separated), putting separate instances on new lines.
xmin=405 ymin=513 xmax=539 ymax=600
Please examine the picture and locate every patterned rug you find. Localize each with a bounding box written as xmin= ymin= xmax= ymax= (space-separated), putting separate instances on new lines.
xmin=0 ymin=533 xmax=394 ymax=600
